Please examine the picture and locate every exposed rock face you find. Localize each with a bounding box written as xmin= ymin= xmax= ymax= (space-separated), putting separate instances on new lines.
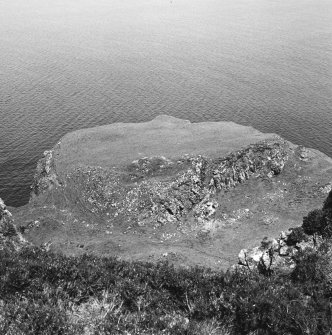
xmin=63 ymin=140 xmax=288 ymax=228
xmin=238 ymin=231 xmax=307 ymax=274
xmin=31 ymin=150 xmax=60 ymax=197
xmin=0 ymin=198 xmax=27 ymax=251
xmin=11 ymin=116 xmax=332 ymax=269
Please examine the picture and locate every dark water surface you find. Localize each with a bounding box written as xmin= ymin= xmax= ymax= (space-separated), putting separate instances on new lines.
xmin=0 ymin=0 xmax=331 ymax=207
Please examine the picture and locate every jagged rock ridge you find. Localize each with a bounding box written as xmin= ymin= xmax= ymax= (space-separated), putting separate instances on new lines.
xmin=61 ymin=139 xmax=288 ymax=228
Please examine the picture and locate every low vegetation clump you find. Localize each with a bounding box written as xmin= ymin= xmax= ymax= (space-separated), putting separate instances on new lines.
xmin=302 ymin=191 xmax=332 ymax=238
xmin=1 ymin=191 xmax=331 ymax=334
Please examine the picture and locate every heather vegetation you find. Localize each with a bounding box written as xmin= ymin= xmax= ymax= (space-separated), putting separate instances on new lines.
xmin=1 ymin=192 xmax=332 ymax=335
xmin=0 ymin=247 xmax=332 ymax=334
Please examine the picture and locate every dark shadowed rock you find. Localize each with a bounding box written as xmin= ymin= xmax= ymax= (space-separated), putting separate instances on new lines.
xmin=323 ymin=190 xmax=332 ymax=211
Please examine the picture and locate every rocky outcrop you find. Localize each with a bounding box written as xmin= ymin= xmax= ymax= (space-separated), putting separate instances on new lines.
xmin=238 ymin=191 xmax=332 ymax=274
xmin=31 ymin=150 xmax=60 ymax=197
xmin=237 ymin=231 xmax=308 ymax=274
xmin=206 ymin=140 xmax=288 ymax=190
xmin=65 ymin=139 xmax=288 ymax=227
xmin=0 ymin=198 xmax=27 ymax=251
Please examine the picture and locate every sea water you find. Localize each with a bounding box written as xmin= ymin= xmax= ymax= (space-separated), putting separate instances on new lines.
xmin=0 ymin=0 xmax=331 ymax=206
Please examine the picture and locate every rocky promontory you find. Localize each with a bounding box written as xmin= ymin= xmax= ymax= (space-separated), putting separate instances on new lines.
xmin=8 ymin=116 xmax=332 ymax=270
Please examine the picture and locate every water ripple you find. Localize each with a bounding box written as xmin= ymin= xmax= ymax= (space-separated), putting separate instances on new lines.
xmin=0 ymin=0 xmax=331 ymax=206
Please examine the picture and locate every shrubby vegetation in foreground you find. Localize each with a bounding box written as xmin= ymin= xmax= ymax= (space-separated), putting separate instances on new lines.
xmin=0 ymin=244 xmax=332 ymax=334
xmin=1 ymin=191 xmax=332 ymax=334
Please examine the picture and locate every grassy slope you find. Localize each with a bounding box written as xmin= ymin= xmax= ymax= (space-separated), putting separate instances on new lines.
xmin=54 ymin=115 xmax=275 ymax=175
